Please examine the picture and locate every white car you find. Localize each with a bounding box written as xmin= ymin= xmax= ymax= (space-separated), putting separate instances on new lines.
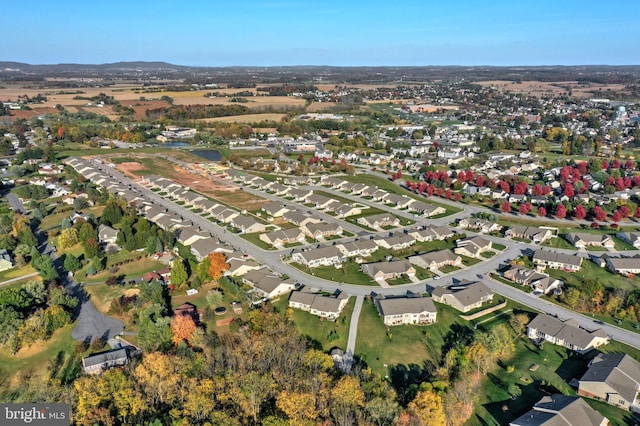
xmin=433 ymin=276 xmax=441 ymax=280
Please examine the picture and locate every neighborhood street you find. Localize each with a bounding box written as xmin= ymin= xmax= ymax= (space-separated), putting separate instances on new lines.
xmin=85 ymin=157 xmax=640 ymax=350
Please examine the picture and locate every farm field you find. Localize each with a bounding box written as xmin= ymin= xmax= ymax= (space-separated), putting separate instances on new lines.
xmin=197 ymin=113 xmax=286 ymax=123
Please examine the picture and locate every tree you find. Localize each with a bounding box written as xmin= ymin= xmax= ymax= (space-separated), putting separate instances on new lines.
xmin=57 ymin=228 xmax=79 ymax=250
xmin=171 ymin=258 xmax=189 ymax=287
xmin=500 ymin=201 xmax=511 ymax=213
xmin=555 ymin=204 xmax=567 ymax=219
xmin=407 ymin=389 xmax=446 ymax=426
xmin=611 ymin=210 xmax=622 ymax=223
xmin=509 ymin=313 xmax=530 ymax=336
xmin=196 ymin=256 xmax=212 ymax=282
xmin=366 ymin=397 xmax=399 ymax=426
xmin=537 ymin=206 xmax=547 ymax=217
xmin=574 ymin=205 xmax=587 ymax=220
xmin=171 ymin=314 xmax=197 ymax=346
xmin=32 ymin=255 xmax=59 ymax=281
xmin=73 ymin=197 xmax=89 ymax=211
xmin=592 ymin=206 xmax=607 ymax=222
xmin=206 ymin=289 xmax=224 ymax=306
xmin=83 ymin=237 xmax=100 ymax=258
xmin=207 ymin=252 xmax=230 ymax=282
xmin=518 ymin=202 xmax=531 ymax=215
xmin=330 ymin=376 xmax=365 ymax=426
xmin=137 ymin=304 xmax=173 ymax=353
xmin=63 ymin=253 xmax=82 ymax=272
xmin=277 ymin=390 xmax=319 ymax=425
xmin=139 ymin=279 xmax=170 ymax=314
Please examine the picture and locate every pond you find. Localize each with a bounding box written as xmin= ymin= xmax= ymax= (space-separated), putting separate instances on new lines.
xmin=190 ymin=150 xmax=222 ymax=161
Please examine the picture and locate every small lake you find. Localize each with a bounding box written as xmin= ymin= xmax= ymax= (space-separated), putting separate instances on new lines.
xmin=161 ymin=142 xmax=191 ymax=148
xmin=190 ymin=150 xmax=222 ymax=161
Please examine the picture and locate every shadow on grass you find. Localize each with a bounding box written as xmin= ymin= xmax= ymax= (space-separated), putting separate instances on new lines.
xmin=389 ymin=363 xmax=432 ymax=406
xmin=482 ymin=380 xmax=543 ymax=425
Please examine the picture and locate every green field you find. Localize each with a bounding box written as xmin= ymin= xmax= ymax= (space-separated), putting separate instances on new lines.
xmin=272 ymin=296 xmax=355 ymax=351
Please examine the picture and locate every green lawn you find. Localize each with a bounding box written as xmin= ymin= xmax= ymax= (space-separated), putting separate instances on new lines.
xmin=0 ymin=264 xmax=37 ymax=282
xmin=272 ymin=296 xmax=355 ymax=351
xmin=548 ymin=259 xmax=639 ymax=292
xmin=240 ymin=232 xmax=273 ymax=250
xmin=76 ymin=251 xmax=166 ymax=283
xmin=542 ymin=237 xmax=577 ymax=250
xmin=291 ymin=262 xmax=379 ymax=286
xmin=355 ymin=298 xmax=469 ymax=376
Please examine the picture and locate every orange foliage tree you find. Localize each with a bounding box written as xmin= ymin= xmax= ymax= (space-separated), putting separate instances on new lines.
xmin=170 ymin=314 xmax=197 ymax=346
xmin=207 ymin=252 xmax=230 ymax=282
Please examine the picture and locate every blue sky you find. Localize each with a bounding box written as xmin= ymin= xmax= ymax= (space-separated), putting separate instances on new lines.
xmin=2 ymin=0 xmax=639 ymax=66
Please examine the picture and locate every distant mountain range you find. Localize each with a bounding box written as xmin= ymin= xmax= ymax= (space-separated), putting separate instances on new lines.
xmin=2 ymin=61 xmax=640 ymax=84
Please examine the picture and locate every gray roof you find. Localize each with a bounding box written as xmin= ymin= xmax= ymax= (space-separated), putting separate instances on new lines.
xmin=296 ymin=246 xmax=342 ymax=263
xmin=533 ymin=249 xmax=583 ymax=267
xmin=528 ymin=314 xmax=607 ymax=351
xmin=409 ymin=249 xmax=459 ymax=266
xmin=362 ymin=259 xmax=413 ymax=276
xmin=305 ymin=222 xmax=342 ymax=234
xmin=579 ymin=352 xmax=640 ymax=403
xmin=82 ymin=347 xmax=131 ymax=368
xmin=377 ymin=296 xmax=436 ymax=316
xmin=510 ymin=395 xmax=608 ymax=426
xmin=432 ymin=281 xmax=493 ymax=307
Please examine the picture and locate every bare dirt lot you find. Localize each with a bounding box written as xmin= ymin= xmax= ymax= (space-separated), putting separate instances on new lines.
xmin=114 ymin=158 xmax=268 ymax=211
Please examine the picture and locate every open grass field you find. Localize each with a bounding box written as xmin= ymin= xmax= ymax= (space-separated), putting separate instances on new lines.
xmin=273 ymin=297 xmax=355 ymax=351
xmin=476 ymin=80 xmax=633 ymax=99
xmin=548 ymin=258 xmax=639 ymax=292
xmin=0 ymin=264 xmax=37 ymax=282
xmin=198 ymin=113 xmax=286 ymax=123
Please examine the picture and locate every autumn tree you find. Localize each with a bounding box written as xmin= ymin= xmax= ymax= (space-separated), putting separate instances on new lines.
xmin=500 ymin=201 xmax=511 ymax=213
xmin=574 ymin=205 xmax=587 ymax=220
xmin=537 ymin=206 xmax=547 ymax=217
xmin=207 ymin=252 xmax=230 ymax=282
xmin=277 ymin=390 xmax=319 ymax=425
xmin=509 ymin=313 xmax=530 ymax=337
xmin=57 ymin=228 xmax=79 ymax=250
xmin=407 ymin=388 xmax=446 ymax=426
xmin=171 ymin=314 xmax=197 ymax=346
xmin=555 ymin=204 xmax=567 ymax=219
xmin=330 ymin=375 xmax=365 ymax=426
xmin=366 ymin=397 xmax=399 ymax=426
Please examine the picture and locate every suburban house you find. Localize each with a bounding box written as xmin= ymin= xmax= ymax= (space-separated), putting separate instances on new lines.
xmin=458 ymin=218 xmax=503 ymax=233
xmin=526 ymin=314 xmax=610 ymax=354
xmin=432 ymin=281 xmax=494 ymax=312
xmin=532 ymin=249 xmax=583 ymax=271
xmin=409 ymin=225 xmax=455 ymax=242
xmin=357 ymin=213 xmax=400 ymax=230
xmin=230 ymin=215 xmax=268 ymax=233
xmin=334 ymin=204 xmax=362 ymax=218
xmin=505 ymin=225 xmax=553 ymax=244
xmin=225 ymin=256 xmax=261 ymax=277
xmin=336 ymin=239 xmax=379 ymax=258
xmin=261 ymin=201 xmax=289 ymax=218
xmin=616 ymin=232 xmax=640 ymax=249
xmin=287 ymin=188 xmax=313 ymax=202
xmin=454 ymin=236 xmax=493 ymax=259
xmin=375 ymin=294 xmax=438 ymax=326
xmin=82 ymin=346 xmax=139 ymax=375
xmin=307 ymin=193 xmax=338 ymax=210
xmin=97 ymin=224 xmax=119 ymax=246
xmin=189 ymin=238 xmax=232 ymax=261
xmin=565 ymin=233 xmax=615 ymax=249
xmin=173 ymin=302 xmax=198 ymax=321
xmin=259 ymin=228 xmax=306 ymax=247
xmin=578 ymin=352 xmax=640 ymax=413
xmin=302 ymin=222 xmax=344 ymax=239
xmin=604 ymin=255 xmax=640 ymax=275
xmin=503 ymin=266 xmax=563 ymax=294
xmin=243 ymin=268 xmax=296 ymax=301
xmin=361 ymin=260 xmax=416 ymax=281
xmin=410 ymin=202 xmax=447 ymax=217
xmin=383 ymin=193 xmax=416 ymax=209
xmin=509 ymin=395 xmax=609 ymax=426
xmin=176 ymin=226 xmax=210 ymax=246
xmin=288 ymin=290 xmax=350 ymax=320
xmin=282 ymin=210 xmax=320 ymax=227
xmin=375 ymin=234 xmax=416 ymax=251
xmin=292 ymin=246 xmax=344 ymax=268
xmin=409 ymin=250 xmax=462 ymax=270
xmin=0 ymin=249 xmax=14 ymax=271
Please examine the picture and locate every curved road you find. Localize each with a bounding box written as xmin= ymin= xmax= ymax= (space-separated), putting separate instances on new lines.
xmin=85 ymin=157 xmax=640 ymax=350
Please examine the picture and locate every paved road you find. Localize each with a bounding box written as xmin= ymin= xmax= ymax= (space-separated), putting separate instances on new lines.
xmin=344 ymin=295 xmax=364 ymax=371
xmin=85 ymin=156 xmax=640 ymax=350
xmin=5 ymin=193 xmax=26 ymax=214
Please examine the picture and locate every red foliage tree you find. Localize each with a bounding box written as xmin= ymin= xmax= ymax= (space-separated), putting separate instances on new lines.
xmin=500 ymin=201 xmax=512 ymax=213
xmin=454 ymin=192 xmax=462 ymax=202
xmin=514 ymin=181 xmax=528 ymax=195
xmin=619 ymin=205 xmax=631 ymax=218
xmin=475 ymin=175 xmax=486 ymax=187
xmin=563 ymin=183 xmax=575 ymax=198
xmin=611 ymin=210 xmax=622 ymax=222
xmin=537 ymin=206 xmax=547 ymax=217
xmin=573 ymin=205 xmax=587 ymax=220
xmin=518 ymin=202 xmax=531 ymax=215
xmin=555 ymin=204 xmax=567 ymax=219
xmin=625 ymin=159 xmax=635 ymax=170
xmin=591 ymin=206 xmax=607 ymax=222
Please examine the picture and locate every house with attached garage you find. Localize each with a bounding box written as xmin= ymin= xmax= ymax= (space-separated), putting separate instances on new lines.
xmin=410 ymin=202 xmax=447 ymax=217
xmin=292 ymin=246 xmax=344 ymax=268
xmin=361 ymin=260 xmax=416 ymax=281
xmin=503 ymin=266 xmax=563 ymax=294
xmin=409 ymin=250 xmax=462 ymax=270
xmin=307 ymin=193 xmax=338 ymax=210
xmin=383 ymin=193 xmax=415 ymax=209
xmin=334 ymin=203 xmax=362 ymax=218
xmin=189 ymin=238 xmax=232 ymax=261
xmin=565 ymin=232 xmax=615 ymax=249
xmin=282 ymin=210 xmax=320 ymax=227
xmin=288 ymin=290 xmax=350 ymax=320
xmin=243 ymin=268 xmax=296 ymax=301
xmin=578 ymin=352 xmax=640 ymax=413
xmin=335 ymin=239 xmax=379 ymax=258
xmin=287 ymin=188 xmax=313 ymax=202
xmin=458 ymin=217 xmax=503 ymax=233
xmin=97 ymin=224 xmax=119 ymax=246
xmin=408 ymin=225 xmax=455 ymax=242
xmin=510 ymin=395 xmax=609 ymax=426
xmin=603 ymin=255 xmax=640 ymax=275
xmin=375 ymin=234 xmax=416 ymax=251
xmin=302 ymin=222 xmax=343 ymax=239
xmin=357 ymin=213 xmax=400 ymax=230
xmin=431 ymin=281 xmax=494 ymax=313
xmin=230 ymin=215 xmax=268 ymax=233
xmin=82 ymin=346 xmax=140 ymax=375
xmin=259 ymin=228 xmax=306 ymax=247
xmin=375 ymin=294 xmax=437 ymax=326
xmin=526 ymin=313 xmax=609 ymax=354
xmin=505 ymin=225 xmax=553 ymax=244
xmin=616 ymin=231 xmax=640 ymax=249
xmin=261 ymin=201 xmax=289 ymax=218
xmin=532 ymin=249 xmax=582 ymax=271
xmin=176 ymin=225 xmax=210 ymax=246
xmin=454 ymin=236 xmax=493 ymax=259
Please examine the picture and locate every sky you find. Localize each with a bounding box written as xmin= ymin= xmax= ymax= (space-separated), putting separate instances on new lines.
xmin=2 ymin=0 xmax=639 ymax=66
